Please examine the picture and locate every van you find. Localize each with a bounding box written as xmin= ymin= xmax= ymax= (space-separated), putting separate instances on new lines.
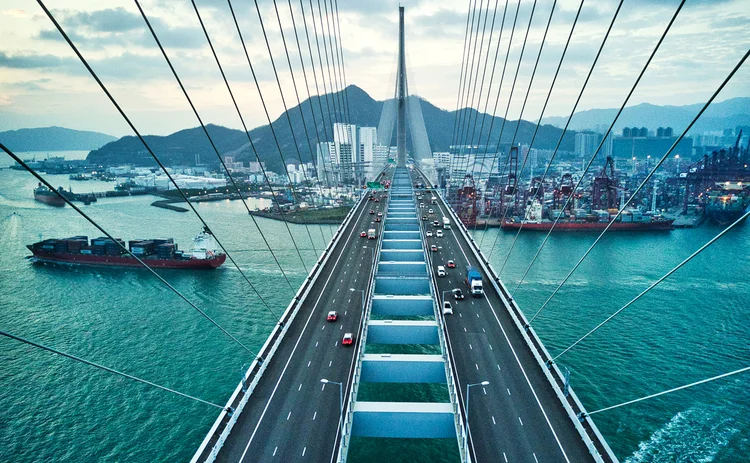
xmin=437 ymin=265 xmax=446 ymax=277
xmin=442 ymin=301 xmax=453 ymax=315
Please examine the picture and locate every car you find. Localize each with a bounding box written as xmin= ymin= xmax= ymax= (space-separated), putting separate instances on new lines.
xmin=360 ymin=231 xmax=367 ymax=238
xmin=442 ymin=301 xmax=453 ymax=315
xmin=452 ymin=288 xmax=465 ymax=300
xmin=327 ymin=311 xmax=338 ymax=321
xmin=377 ymin=212 xmax=383 ymax=217
xmin=447 ymin=260 xmax=456 ymax=268
xmin=433 ymin=220 xmax=440 ymax=227
xmin=431 ymin=245 xmax=438 ymax=252
xmin=370 ymin=209 xmax=375 ymax=214
xmin=422 ymin=215 xmax=428 ymax=221
xmin=369 ymin=196 xmax=374 ymax=201
xmin=375 ymin=217 xmax=381 ymax=222
xmin=342 ymin=333 xmax=354 ymax=345
xmin=436 ymin=230 xmax=443 ymax=238
xmin=374 ymin=198 xmax=380 ymax=202
xmin=437 ymin=265 xmax=446 ymax=277
xmin=426 ymin=230 xmax=433 ymax=237
xmin=420 ymin=203 xmax=425 ymax=208
xmin=428 ymin=208 xmax=434 ymax=214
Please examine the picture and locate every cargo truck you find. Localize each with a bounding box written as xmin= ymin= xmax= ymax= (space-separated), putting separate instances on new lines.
xmin=367 ymin=229 xmax=377 ymax=240
xmin=465 ymin=266 xmax=483 ymax=296
xmin=442 ymin=217 xmax=451 ymax=229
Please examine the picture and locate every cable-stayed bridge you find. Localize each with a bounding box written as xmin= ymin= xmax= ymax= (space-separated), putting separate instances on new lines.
xmin=2 ymin=1 xmax=748 ymax=462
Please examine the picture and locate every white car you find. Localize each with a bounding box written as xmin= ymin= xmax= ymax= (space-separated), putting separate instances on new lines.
xmin=428 ymin=208 xmax=434 ymax=214
xmin=426 ymin=230 xmax=433 ymax=237
xmin=437 ymin=265 xmax=446 ymax=277
xmin=442 ymin=301 xmax=453 ymax=315
xmin=436 ymin=230 xmax=443 ymax=238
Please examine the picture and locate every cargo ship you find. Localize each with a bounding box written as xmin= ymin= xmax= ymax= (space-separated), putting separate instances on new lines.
xmin=704 ymin=183 xmax=749 ymax=226
xmin=26 ymin=228 xmax=226 ymax=269
xmin=34 ymin=183 xmax=66 ymax=207
xmin=501 ymin=200 xmax=674 ymax=232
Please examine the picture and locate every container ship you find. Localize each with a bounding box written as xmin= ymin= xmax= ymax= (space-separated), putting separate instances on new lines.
xmin=704 ymin=183 xmax=749 ymax=226
xmin=33 ymin=184 xmax=66 ymax=207
xmin=501 ymin=200 xmax=674 ymax=232
xmin=27 ymin=228 xmax=226 ymax=269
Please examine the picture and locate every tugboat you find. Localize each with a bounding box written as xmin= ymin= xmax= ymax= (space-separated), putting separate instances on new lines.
xmin=33 ymin=183 xmax=65 ymax=207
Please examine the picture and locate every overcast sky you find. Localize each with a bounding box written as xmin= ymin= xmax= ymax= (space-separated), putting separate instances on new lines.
xmin=0 ymin=0 xmax=748 ymax=137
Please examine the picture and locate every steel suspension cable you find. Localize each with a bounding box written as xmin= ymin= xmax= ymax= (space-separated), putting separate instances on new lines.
xmin=269 ymin=0 xmax=330 ymax=245
xmin=248 ymin=0 xmax=322 ymax=258
xmin=469 ymin=0 xmax=536 ymax=236
xmin=531 ymin=43 xmax=746 ymax=325
xmin=449 ymin=0 xmax=478 ymax=162
xmin=460 ymin=0 xmax=520 ymax=223
xmin=192 ymin=0 xmax=310 ymax=274
xmin=456 ymin=0 xmax=492 ymax=156
xmin=1 ymin=146 xmax=259 ymax=357
xmin=135 ymin=0 xmax=296 ymax=295
xmin=315 ymin=0 xmax=346 ymax=125
xmin=328 ymin=0 xmax=351 ymax=123
xmin=0 ymin=330 xmax=227 ymax=410
xmin=582 ymin=365 xmax=750 ymax=417
xmin=452 ymin=0 xmax=486 ymax=178
xmin=460 ymin=0 xmax=502 ymax=173
xmin=321 ymin=0 xmax=349 ymax=122
xmin=511 ymin=1 xmax=623 ymax=296
xmin=38 ymin=0 xmax=278 ymax=318
xmin=332 ymin=0 xmax=352 ymax=122
xmin=554 ymin=208 xmax=750 ymax=362
xmin=449 ymin=0 xmax=482 ymax=178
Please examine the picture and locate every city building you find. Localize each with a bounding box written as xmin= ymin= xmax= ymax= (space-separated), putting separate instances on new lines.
xmin=575 ymin=132 xmax=613 ymax=159
xmin=316 ymin=123 xmax=389 ymax=185
xmin=612 ymin=126 xmax=692 ymax=161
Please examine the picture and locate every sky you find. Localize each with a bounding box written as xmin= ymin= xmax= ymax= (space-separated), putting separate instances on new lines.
xmin=0 ymin=0 xmax=748 ymax=137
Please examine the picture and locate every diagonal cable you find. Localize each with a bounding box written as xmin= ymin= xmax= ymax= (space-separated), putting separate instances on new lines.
xmin=449 ymin=0 xmax=478 ymax=167
xmin=135 ymin=0 xmax=295 ymax=295
xmin=37 ymin=0 xmax=277 ymax=318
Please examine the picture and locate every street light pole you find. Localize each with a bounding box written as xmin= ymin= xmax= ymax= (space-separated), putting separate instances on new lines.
xmin=465 ymin=381 xmax=489 ymax=459
xmin=320 ymin=379 xmax=344 ymax=443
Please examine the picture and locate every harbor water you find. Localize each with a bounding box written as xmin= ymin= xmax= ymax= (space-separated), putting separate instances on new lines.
xmin=1 ymin=165 xmax=748 ymax=462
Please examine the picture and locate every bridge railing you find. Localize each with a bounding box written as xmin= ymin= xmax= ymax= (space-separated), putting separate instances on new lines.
xmin=191 ymin=193 xmax=369 ymax=463
xmin=434 ymin=184 xmax=619 ymax=463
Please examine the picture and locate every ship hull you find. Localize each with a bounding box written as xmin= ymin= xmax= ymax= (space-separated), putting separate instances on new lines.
xmin=27 ymin=249 xmax=226 ymax=269
xmin=501 ymin=219 xmax=674 ymax=231
xmin=705 ymin=207 xmax=747 ymax=226
xmin=34 ymin=193 xmax=65 ymax=207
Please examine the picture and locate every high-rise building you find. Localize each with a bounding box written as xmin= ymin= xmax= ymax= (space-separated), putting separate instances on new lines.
xmin=316 ymin=123 xmax=389 ymax=185
xmin=575 ymin=132 xmax=612 ymax=159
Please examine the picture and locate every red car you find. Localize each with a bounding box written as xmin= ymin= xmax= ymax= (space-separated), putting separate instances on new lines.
xmin=375 ymin=217 xmax=381 ymax=222
xmin=327 ymin=311 xmax=338 ymax=322
xmin=447 ymin=260 xmax=456 ymax=268
xmin=431 ymin=245 xmax=438 ymax=252
xmin=342 ymin=333 xmax=354 ymax=345
xmin=360 ymin=231 xmax=367 ymax=238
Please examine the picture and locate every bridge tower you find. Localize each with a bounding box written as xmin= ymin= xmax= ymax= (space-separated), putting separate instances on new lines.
xmin=396 ymin=6 xmax=407 ymax=167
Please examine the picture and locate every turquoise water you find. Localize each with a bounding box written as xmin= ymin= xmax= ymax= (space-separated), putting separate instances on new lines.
xmin=1 ymin=166 xmax=748 ymax=462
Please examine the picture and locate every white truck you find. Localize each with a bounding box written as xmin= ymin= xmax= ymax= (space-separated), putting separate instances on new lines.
xmin=442 ymin=217 xmax=451 ymax=229
xmin=367 ymin=229 xmax=377 ymax=240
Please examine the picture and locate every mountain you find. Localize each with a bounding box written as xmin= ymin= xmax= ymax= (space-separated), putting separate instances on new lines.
xmin=86 ymin=85 xmax=575 ymax=173
xmin=0 ymin=126 xmax=117 ymax=152
xmin=541 ymin=97 xmax=750 ymax=134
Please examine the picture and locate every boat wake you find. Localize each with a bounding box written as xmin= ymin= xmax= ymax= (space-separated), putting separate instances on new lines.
xmin=624 ymin=407 xmax=738 ymax=463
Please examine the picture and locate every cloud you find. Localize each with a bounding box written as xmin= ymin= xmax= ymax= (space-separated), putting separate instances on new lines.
xmin=2 ymin=9 xmax=28 ymax=18
xmin=60 ymin=7 xmax=142 ymax=33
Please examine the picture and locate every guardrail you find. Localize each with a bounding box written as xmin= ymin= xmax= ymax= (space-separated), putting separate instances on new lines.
xmin=431 ymin=178 xmax=619 ymax=463
xmin=190 ymin=192 xmax=369 ymax=463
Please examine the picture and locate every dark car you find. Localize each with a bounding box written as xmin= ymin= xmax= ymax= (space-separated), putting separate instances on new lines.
xmin=370 ymin=210 xmax=375 ymax=214
xmin=453 ymin=288 xmax=464 ymax=300
xmin=422 ymin=215 xmax=428 ymax=221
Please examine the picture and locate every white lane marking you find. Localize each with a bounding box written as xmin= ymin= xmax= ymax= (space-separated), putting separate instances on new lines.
xmin=340 ymin=325 xmax=343 ymax=330
xmin=483 ymin=387 xmax=487 ymax=395
xmin=335 ymin=341 xmax=338 ymax=346
xmin=476 ymin=313 xmax=479 ymax=318
xmin=507 ymin=388 xmax=511 ymax=395
xmin=504 ymin=452 xmax=508 ymax=462
xmin=273 ymin=447 xmax=278 ymax=456
xmin=287 ymin=412 xmax=291 ymax=420
xmin=302 ymin=447 xmax=307 ymax=456
xmin=321 ymin=326 xmax=325 ymax=331
xmin=344 ymin=311 xmax=347 ymax=315
xmin=337 ymin=288 xmax=340 ymax=292
xmin=321 ymin=384 xmax=325 ymax=391
xmin=475 ymin=364 xmax=479 ymax=370
xmin=469 ymin=344 xmax=473 ymax=350
xmin=519 ymin=416 xmax=524 ymax=426
xmin=448 ymin=219 xmax=572 ymax=462
xmin=534 ymin=453 xmax=539 ymax=463
xmin=492 ymin=416 xmax=496 ymax=425
xmin=313 ymin=412 xmax=317 ymax=421
xmin=464 ymin=327 xmax=467 ymax=332
xmin=489 ymin=344 xmax=493 ymax=351
xmin=497 ymin=364 xmax=501 ymax=371
xmin=332 ymin=299 xmax=336 ymax=303
xmin=472 ymin=301 xmax=475 ymax=305
xmin=329 ymin=360 xmax=332 ymax=367
xmin=348 ymin=299 xmax=351 ymax=303
xmin=316 ymin=341 xmax=319 ymax=347
xmin=459 ymin=313 xmax=462 ymax=318
xmin=307 ymin=361 xmax=311 ymax=367
xmin=483 ymin=328 xmax=486 ymax=333
xmin=298 ymin=384 xmax=302 ymax=391
xmin=341 ymin=279 xmax=344 ymax=283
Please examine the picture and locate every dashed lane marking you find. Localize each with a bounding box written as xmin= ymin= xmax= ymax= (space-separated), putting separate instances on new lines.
xmin=519 ymin=417 xmax=524 ymax=426
xmin=313 ymin=412 xmax=317 ymax=421
xmin=492 ymin=416 xmax=496 ymax=425
xmin=287 ymin=412 xmax=291 ymax=420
